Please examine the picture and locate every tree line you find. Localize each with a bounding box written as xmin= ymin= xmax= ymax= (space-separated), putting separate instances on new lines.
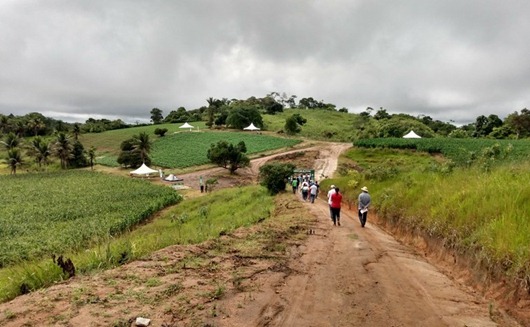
xmin=1 ymin=130 xmax=95 ymax=174
xmin=2 ymin=92 xmax=530 ymax=174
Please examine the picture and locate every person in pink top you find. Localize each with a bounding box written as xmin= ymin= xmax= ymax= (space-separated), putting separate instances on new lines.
xmin=330 ymin=187 xmax=343 ymax=226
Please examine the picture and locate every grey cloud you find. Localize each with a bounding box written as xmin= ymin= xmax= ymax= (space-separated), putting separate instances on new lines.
xmin=0 ymin=0 xmax=529 ymax=125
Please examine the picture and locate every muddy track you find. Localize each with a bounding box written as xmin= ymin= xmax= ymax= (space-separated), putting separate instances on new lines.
xmin=216 ymin=195 xmax=521 ymax=327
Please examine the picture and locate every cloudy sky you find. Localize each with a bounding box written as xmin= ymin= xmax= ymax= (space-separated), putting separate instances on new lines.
xmin=1 ymin=0 xmax=529 ymax=125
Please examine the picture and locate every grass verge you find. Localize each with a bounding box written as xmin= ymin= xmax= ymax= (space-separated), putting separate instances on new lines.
xmin=0 ymin=185 xmax=274 ymax=303
xmin=326 ymin=146 xmax=530 ymax=295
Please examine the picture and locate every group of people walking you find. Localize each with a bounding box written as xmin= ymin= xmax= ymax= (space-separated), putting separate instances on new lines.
xmin=324 ymin=184 xmax=371 ymax=228
xmin=291 ymin=175 xmax=320 ymax=203
xmin=293 ymin=175 xmax=372 ymax=228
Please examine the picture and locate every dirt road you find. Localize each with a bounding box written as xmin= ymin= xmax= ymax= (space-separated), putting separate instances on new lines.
xmin=217 ymin=197 xmax=521 ymax=326
xmin=211 ymin=143 xmax=521 ymax=326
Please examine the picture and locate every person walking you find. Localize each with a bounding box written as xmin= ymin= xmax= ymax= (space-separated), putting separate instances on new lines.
xmin=199 ymin=176 xmax=204 ymax=193
xmin=309 ymin=182 xmax=318 ymax=203
xmin=301 ymin=180 xmax=309 ymax=201
xmin=358 ymin=186 xmax=371 ymax=228
xmin=291 ymin=178 xmax=298 ymax=194
xmin=327 ymin=185 xmax=336 ymax=220
xmin=330 ymin=187 xmax=343 ymax=226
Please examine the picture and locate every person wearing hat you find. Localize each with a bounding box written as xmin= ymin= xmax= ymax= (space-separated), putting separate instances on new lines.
xmin=358 ymin=186 xmax=371 ymax=227
xmin=327 ymin=185 xmax=336 ymax=220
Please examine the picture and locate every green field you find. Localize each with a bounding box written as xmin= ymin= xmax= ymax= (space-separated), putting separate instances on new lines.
xmin=0 ymin=171 xmax=180 ymax=268
xmin=80 ymin=126 xmax=301 ymax=168
xmin=150 ymin=131 xmax=301 ymax=168
xmin=353 ymin=137 xmax=530 ymax=165
xmin=263 ymin=108 xmax=360 ymax=142
xmin=79 ymin=122 xmax=208 ymax=154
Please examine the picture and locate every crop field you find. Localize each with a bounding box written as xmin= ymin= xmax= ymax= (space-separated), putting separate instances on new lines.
xmin=79 ymin=122 xmax=208 ymax=154
xmin=353 ymin=137 xmax=530 ymax=164
xmin=0 ymin=171 xmax=180 ymax=268
xmin=150 ymin=131 xmax=301 ymax=168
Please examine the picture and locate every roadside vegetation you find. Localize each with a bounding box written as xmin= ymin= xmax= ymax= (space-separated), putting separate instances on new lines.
xmin=326 ymin=141 xmax=530 ymax=295
xmin=0 ymin=184 xmax=275 ymax=302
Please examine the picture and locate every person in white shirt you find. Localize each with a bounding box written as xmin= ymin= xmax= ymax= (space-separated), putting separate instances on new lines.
xmin=327 ymin=185 xmax=336 ymax=219
xmin=309 ymin=182 xmax=318 ymax=203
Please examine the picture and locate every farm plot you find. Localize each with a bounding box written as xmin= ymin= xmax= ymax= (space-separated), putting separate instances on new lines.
xmin=0 ymin=171 xmax=180 ymax=268
xmin=151 ymin=131 xmax=301 ymax=168
xmin=354 ymin=137 xmax=530 ymax=164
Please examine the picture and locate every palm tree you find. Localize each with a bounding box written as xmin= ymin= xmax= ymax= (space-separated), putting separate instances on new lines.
xmin=7 ymin=148 xmax=22 ymax=174
xmin=52 ymin=132 xmax=74 ymax=169
xmin=1 ymin=132 xmax=19 ymax=150
xmin=27 ymin=136 xmax=51 ymax=168
xmin=72 ymin=123 xmax=81 ymax=141
xmin=133 ymin=132 xmax=151 ymax=163
xmin=27 ymin=118 xmax=45 ymax=136
xmin=206 ymin=97 xmax=217 ymax=128
xmin=88 ymin=146 xmax=96 ymax=170
xmin=0 ymin=114 xmax=9 ymax=134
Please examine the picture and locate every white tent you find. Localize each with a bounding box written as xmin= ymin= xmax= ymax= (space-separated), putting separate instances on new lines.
xmin=179 ymin=122 xmax=194 ymax=131
xmin=403 ymin=130 xmax=421 ymax=138
xmin=164 ymin=174 xmax=183 ymax=182
xmin=130 ymin=163 xmax=158 ymax=175
xmin=243 ymin=123 xmax=260 ymax=131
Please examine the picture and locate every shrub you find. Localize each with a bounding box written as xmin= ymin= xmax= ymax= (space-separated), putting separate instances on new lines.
xmin=259 ymin=162 xmax=295 ymax=194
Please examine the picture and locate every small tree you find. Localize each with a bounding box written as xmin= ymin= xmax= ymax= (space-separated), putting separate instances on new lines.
xmin=207 ymin=141 xmax=250 ymax=174
xmin=52 ymin=132 xmax=73 ymax=169
xmin=117 ymin=138 xmax=150 ymax=168
xmin=72 ymin=123 xmax=81 ymax=140
xmin=284 ymin=115 xmax=301 ymax=135
xmin=88 ymin=146 xmax=96 ymax=170
xmin=1 ymin=132 xmax=19 ymax=150
xmin=259 ymin=162 xmax=295 ymax=195
xmin=68 ymin=140 xmax=89 ymax=168
xmin=154 ymin=128 xmax=168 ymax=137
xmin=6 ymin=148 xmax=22 ymax=174
xmin=133 ymin=132 xmax=151 ymax=163
xmin=27 ymin=136 xmax=50 ymax=168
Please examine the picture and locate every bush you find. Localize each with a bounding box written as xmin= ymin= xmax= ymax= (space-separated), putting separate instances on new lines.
xmin=154 ymin=128 xmax=168 ymax=137
xmin=259 ymin=162 xmax=295 ymax=194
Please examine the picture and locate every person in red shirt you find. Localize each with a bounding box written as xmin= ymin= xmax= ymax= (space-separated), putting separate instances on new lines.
xmin=330 ymin=187 xmax=343 ymax=226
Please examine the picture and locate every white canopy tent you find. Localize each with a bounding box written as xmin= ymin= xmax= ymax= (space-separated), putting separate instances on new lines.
xmin=179 ymin=122 xmax=194 ymax=131
xmin=403 ymin=130 xmax=421 ymax=138
xmin=243 ymin=123 xmax=260 ymax=131
xmin=130 ymin=163 xmax=158 ymax=175
xmin=164 ymin=174 xmax=183 ymax=182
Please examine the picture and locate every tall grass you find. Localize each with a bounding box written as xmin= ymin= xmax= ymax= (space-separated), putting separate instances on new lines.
xmin=336 ymin=147 xmax=530 ymax=287
xmin=0 ymin=185 xmax=274 ymax=302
